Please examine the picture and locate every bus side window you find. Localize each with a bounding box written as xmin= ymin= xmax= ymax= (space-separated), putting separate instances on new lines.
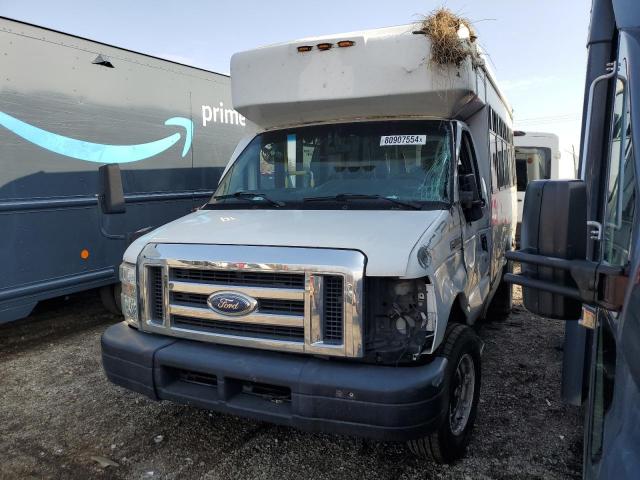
xmin=512 ymin=146 xmax=517 ymax=186
xmin=500 ymin=138 xmax=507 ymax=188
xmin=490 ymin=132 xmax=498 ymax=191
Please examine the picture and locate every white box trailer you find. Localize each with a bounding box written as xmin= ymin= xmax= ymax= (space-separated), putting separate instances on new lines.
xmin=102 ymin=20 xmax=518 ymax=462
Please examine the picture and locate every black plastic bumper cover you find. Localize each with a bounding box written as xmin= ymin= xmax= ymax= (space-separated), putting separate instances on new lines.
xmin=101 ymin=322 xmax=448 ymax=441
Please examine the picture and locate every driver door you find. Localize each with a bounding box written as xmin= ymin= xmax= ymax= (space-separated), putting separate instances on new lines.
xmin=458 ymin=129 xmax=491 ymax=317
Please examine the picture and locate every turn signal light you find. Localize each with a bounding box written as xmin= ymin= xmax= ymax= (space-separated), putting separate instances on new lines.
xmin=337 ymin=40 xmax=355 ymax=48
xmin=316 ymin=43 xmax=333 ymax=51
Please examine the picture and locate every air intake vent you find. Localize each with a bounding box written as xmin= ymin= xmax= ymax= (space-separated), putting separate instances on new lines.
xmin=172 ymin=315 xmax=304 ymax=341
xmin=148 ymin=266 xmax=164 ymax=322
xmin=323 ymin=275 xmax=344 ymax=343
xmin=172 ymin=268 xmax=304 ymax=289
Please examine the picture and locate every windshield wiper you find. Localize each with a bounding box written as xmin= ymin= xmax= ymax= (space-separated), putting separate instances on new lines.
xmin=212 ymin=191 xmax=285 ymax=207
xmin=303 ymin=194 xmax=422 ymax=210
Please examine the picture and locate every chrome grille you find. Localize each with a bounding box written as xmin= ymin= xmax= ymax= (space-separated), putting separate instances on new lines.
xmin=323 ymin=276 xmax=344 ymax=342
xmin=258 ymin=298 xmax=305 ymax=315
xmin=172 ymin=268 xmax=304 ymax=289
xmin=148 ymin=266 xmax=164 ymax=322
xmin=172 ymin=315 xmax=305 ymax=341
xmin=170 ymin=292 xmax=305 ymax=316
xmin=137 ymin=244 xmax=364 ymax=358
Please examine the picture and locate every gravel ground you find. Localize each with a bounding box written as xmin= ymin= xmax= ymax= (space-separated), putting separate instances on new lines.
xmin=0 ymin=285 xmax=583 ymax=480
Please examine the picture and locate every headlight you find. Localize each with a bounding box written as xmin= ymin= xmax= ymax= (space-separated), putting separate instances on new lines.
xmin=119 ymin=262 xmax=139 ymax=327
xmin=364 ymin=277 xmax=437 ymax=364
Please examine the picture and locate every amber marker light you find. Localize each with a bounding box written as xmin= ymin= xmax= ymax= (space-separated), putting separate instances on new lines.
xmin=80 ymin=248 xmax=90 ymax=260
xmin=316 ymin=43 xmax=333 ymax=51
xmin=337 ymin=40 xmax=355 ymax=48
xmin=297 ymin=45 xmax=313 ymax=52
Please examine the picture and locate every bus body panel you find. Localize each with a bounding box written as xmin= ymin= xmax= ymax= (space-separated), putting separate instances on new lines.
xmin=0 ymin=18 xmax=247 ymax=322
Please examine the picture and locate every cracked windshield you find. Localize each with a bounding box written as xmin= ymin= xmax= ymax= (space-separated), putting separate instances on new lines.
xmin=212 ymin=120 xmax=451 ymax=208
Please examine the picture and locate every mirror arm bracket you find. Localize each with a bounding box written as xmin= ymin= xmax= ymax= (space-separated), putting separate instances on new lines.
xmin=98 ymin=193 xmax=126 ymax=240
xmin=505 ymin=250 xmax=628 ymax=311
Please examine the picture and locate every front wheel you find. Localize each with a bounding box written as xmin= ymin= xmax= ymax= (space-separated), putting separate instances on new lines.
xmin=407 ymin=323 xmax=482 ymax=463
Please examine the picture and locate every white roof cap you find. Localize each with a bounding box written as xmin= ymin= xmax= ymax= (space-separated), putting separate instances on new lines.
xmin=231 ymin=23 xmax=492 ymax=129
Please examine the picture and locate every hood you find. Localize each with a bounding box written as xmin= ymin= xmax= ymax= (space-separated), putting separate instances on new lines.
xmin=125 ymin=209 xmax=447 ymax=276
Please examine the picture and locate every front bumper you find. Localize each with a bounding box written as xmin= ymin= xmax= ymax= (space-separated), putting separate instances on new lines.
xmin=101 ymin=322 xmax=448 ymax=441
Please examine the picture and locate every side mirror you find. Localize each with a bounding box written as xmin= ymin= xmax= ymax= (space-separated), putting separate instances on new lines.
xmin=458 ymin=173 xmax=483 ymax=222
xmin=98 ymin=164 xmax=126 ymax=214
xmin=506 ymin=179 xmax=628 ymax=318
xmin=510 ymin=180 xmax=587 ymax=319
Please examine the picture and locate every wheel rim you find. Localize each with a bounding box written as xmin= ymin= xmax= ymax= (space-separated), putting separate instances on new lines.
xmin=449 ymin=353 xmax=476 ymax=436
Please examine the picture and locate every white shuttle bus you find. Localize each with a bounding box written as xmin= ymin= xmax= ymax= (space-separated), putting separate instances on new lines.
xmin=514 ymin=131 xmax=574 ymax=237
xmin=101 ymin=22 xmax=517 ymax=462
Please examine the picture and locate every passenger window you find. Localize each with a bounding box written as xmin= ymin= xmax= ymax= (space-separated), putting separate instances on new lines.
xmin=510 ymin=145 xmax=517 ymax=186
xmin=500 ymin=139 xmax=507 ymax=188
xmin=496 ymin=137 xmax=503 ymax=189
xmin=503 ymin=141 xmax=510 ymax=187
xmin=602 ymin=75 xmax=636 ymax=266
xmin=490 ymin=132 xmax=498 ymax=191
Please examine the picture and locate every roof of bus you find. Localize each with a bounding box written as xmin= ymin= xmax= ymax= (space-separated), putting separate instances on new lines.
xmin=231 ymin=23 xmax=512 ymax=129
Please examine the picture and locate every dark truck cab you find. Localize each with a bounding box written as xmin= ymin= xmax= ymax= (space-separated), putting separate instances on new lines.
xmin=506 ymin=1 xmax=640 ymax=478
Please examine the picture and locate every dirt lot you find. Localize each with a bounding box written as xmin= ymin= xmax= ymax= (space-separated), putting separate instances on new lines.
xmin=0 ymin=286 xmax=583 ymax=480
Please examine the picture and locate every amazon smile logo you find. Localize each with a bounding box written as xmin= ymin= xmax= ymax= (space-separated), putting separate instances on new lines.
xmin=0 ymin=111 xmax=193 ymax=163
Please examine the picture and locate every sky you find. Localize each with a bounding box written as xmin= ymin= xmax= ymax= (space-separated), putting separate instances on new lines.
xmin=1 ymin=0 xmax=591 ymax=158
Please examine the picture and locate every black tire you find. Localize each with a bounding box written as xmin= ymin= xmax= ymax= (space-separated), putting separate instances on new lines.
xmin=486 ymin=260 xmax=513 ymax=320
xmin=99 ymin=284 xmax=122 ymax=315
xmin=407 ymin=323 xmax=482 ymax=463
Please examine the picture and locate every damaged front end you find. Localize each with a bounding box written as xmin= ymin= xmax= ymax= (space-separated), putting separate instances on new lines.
xmin=364 ymin=277 xmax=438 ymax=364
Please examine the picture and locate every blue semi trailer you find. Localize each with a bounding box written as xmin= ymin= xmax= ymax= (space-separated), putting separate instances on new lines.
xmin=0 ymin=17 xmax=248 ymax=322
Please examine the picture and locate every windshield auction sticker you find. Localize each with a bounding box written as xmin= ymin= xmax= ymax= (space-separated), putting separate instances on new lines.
xmin=380 ymin=135 xmax=427 ymax=146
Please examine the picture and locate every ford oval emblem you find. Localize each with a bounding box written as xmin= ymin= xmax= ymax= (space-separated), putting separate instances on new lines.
xmin=207 ymin=291 xmax=258 ymax=317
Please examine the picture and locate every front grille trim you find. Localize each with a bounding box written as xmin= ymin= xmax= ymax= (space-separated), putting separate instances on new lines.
xmin=172 ymin=268 xmax=304 ymax=289
xmin=137 ymin=243 xmax=365 ymax=358
xmin=170 ymin=291 xmax=305 ymax=316
xmin=172 ymin=315 xmax=305 ymax=342
xmin=323 ymin=275 xmax=344 ymax=343
xmin=147 ymin=266 xmax=164 ymax=323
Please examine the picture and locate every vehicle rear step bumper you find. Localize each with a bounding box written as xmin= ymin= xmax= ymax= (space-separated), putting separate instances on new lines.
xmin=101 ymin=322 xmax=448 ymax=441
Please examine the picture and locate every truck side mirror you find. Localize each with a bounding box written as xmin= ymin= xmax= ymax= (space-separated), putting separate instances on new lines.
xmin=508 ymin=180 xmax=587 ymax=319
xmin=98 ymin=164 xmax=126 ymax=214
xmin=458 ymin=173 xmax=483 ymax=222
xmin=505 ymin=179 xmax=628 ymax=318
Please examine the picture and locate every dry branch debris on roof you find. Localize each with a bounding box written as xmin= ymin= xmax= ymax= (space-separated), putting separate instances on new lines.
xmin=420 ymin=8 xmax=480 ymax=67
